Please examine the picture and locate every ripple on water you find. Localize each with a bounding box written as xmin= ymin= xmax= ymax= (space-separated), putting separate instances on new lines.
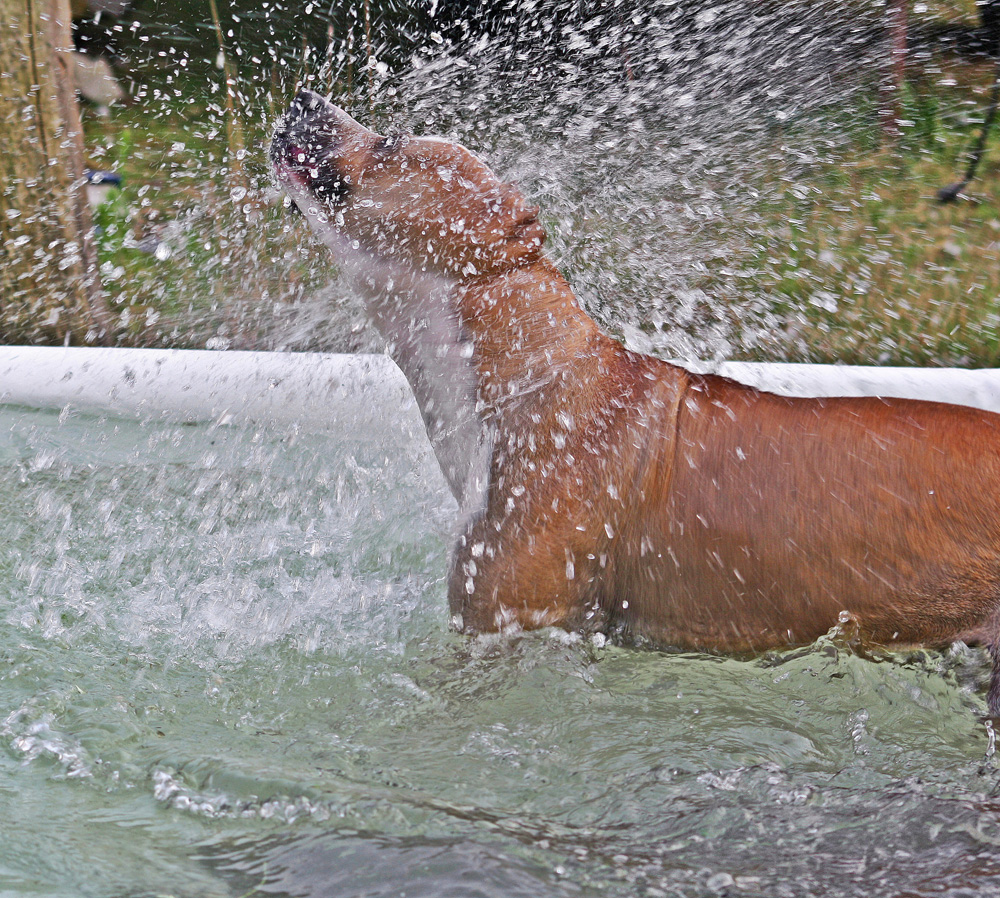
xmin=3 ymin=407 xmax=1000 ymax=898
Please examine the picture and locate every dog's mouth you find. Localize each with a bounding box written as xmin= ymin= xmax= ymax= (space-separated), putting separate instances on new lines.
xmin=270 ymin=90 xmax=352 ymax=205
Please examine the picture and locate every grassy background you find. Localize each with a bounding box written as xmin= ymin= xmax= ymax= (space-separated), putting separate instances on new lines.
xmin=741 ymin=5 xmax=1000 ymax=366
xmin=66 ymin=0 xmax=1000 ymax=366
xmin=82 ymin=98 xmax=325 ymax=350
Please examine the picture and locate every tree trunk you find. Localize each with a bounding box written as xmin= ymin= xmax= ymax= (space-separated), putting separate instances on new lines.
xmin=984 ymin=0 xmax=1000 ymax=55
xmin=879 ymin=0 xmax=908 ymax=141
xmin=0 ymin=0 xmax=112 ymax=344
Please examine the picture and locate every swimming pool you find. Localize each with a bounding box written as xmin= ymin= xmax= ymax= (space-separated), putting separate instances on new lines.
xmin=2 ymin=388 xmax=1000 ymax=897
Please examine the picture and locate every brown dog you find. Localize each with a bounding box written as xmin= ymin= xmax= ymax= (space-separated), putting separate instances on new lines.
xmin=272 ymin=90 xmax=1000 ymax=713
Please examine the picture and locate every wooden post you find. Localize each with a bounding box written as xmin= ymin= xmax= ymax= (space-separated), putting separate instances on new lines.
xmin=879 ymin=0 xmax=909 ymax=141
xmin=0 ymin=0 xmax=112 ymax=344
xmin=364 ymin=0 xmax=373 ymax=114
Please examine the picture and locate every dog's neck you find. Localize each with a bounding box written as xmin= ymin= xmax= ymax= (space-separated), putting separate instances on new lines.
xmin=288 ymin=191 xmax=488 ymax=508
xmin=347 ymin=248 xmax=610 ymax=512
xmin=456 ymin=259 xmax=605 ymax=416
xmin=342 ymin=253 xmax=485 ymax=510
xmin=283 ymin=179 xmax=612 ymax=509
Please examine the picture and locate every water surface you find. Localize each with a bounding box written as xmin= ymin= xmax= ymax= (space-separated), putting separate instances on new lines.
xmin=2 ymin=404 xmax=999 ymax=897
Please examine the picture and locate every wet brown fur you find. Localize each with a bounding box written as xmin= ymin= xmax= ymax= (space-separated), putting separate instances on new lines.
xmin=273 ymin=92 xmax=1000 ymax=713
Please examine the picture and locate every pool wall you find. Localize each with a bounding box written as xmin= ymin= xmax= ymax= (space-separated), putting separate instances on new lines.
xmin=4 ymin=346 xmax=1000 ymax=434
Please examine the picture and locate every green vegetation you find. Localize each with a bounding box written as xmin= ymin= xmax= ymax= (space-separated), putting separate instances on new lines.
xmin=744 ymin=51 xmax=1000 ymax=366
xmin=67 ymin=0 xmax=1000 ymax=365
xmin=81 ymin=94 xmax=330 ymax=349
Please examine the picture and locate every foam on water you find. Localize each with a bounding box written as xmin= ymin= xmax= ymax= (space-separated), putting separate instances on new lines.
xmin=3 ymin=404 xmax=1000 ymax=897
xmin=1 ymin=404 xmax=452 ymax=663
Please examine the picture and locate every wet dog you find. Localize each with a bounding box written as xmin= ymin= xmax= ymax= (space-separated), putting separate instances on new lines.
xmin=272 ymin=90 xmax=1000 ymax=714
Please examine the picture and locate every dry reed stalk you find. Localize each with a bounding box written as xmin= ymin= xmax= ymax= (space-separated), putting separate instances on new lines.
xmin=364 ymin=0 xmax=373 ymax=113
xmin=208 ymin=0 xmax=246 ymax=183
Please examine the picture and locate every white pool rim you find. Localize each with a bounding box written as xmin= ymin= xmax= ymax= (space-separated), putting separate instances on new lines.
xmin=3 ymin=346 xmax=1000 ymax=442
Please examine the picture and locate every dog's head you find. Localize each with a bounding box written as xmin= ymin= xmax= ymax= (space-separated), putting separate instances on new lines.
xmin=271 ymin=90 xmax=546 ymax=280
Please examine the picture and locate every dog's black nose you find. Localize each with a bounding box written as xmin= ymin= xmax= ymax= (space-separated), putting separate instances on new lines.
xmin=290 ymin=89 xmax=337 ymax=124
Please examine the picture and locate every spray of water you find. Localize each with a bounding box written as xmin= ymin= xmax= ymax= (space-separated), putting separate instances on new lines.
xmin=3 ymin=0 xmax=888 ymax=358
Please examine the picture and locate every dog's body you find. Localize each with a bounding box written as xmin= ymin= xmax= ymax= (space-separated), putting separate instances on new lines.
xmin=272 ymin=90 xmax=1000 ymax=712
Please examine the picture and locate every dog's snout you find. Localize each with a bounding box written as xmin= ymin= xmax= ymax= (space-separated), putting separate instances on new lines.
xmin=270 ymin=90 xmax=346 ymax=170
xmin=270 ymin=90 xmax=363 ymax=206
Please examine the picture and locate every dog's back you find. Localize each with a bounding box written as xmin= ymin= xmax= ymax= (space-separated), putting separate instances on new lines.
xmin=610 ymin=369 xmax=1000 ymax=653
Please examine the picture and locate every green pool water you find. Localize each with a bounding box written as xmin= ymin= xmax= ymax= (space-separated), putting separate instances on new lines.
xmin=2 ymin=404 xmax=999 ymax=898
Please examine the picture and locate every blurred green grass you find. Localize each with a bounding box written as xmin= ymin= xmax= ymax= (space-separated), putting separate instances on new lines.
xmin=75 ymin=0 xmax=1000 ymax=365
xmin=81 ymin=94 xmax=332 ymax=349
xmin=741 ymin=48 xmax=1000 ymax=366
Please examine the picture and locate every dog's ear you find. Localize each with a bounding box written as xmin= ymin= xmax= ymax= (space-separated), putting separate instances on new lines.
xmin=497 ymin=184 xmax=543 ymax=242
xmin=504 ymin=197 xmax=546 ymax=261
xmin=508 ymin=206 xmax=545 ymax=245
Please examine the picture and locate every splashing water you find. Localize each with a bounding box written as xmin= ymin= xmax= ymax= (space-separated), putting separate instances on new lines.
xmin=6 ymin=2 xmax=1000 ymax=896
xmin=11 ymin=0 xmax=887 ymax=356
xmin=2 ymin=403 xmax=1000 ymax=897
